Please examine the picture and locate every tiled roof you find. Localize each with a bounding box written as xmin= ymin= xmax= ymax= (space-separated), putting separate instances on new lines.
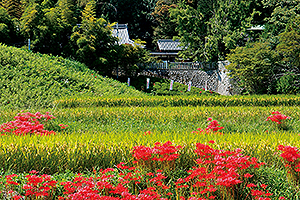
xmin=157 ymin=39 xmax=183 ymax=51
xmin=112 ymin=24 xmax=135 ymax=45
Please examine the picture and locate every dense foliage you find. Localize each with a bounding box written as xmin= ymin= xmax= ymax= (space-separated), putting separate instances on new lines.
xmin=0 ymin=0 xmax=150 ymax=77
xmin=227 ymin=15 xmax=300 ymax=94
xmin=0 ymin=1 xmax=298 ymax=62
xmin=154 ymin=0 xmax=299 ymax=94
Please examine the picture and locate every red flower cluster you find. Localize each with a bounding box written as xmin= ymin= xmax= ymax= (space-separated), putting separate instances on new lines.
xmin=3 ymin=142 xmax=273 ymax=200
xmin=0 ymin=112 xmax=61 ymax=136
xmin=175 ymin=143 xmax=267 ymax=199
xmin=206 ymin=118 xmax=224 ymax=132
xmin=143 ymin=131 xmax=152 ymax=136
xmin=132 ymin=141 xmax=182 ymax=162
xmin=266 ymin=111 xmax=291 ymax=124
xmin=277 ymin=145 xmax=300 ymax=186
xmin=23 ymin=173 xmax=57 ymax=197
xmin=4 ymin=171 xmax=57 ymax=199
xmin=132 ymin=141 xmax=182 ymax=171
xmin=59 ymin=124 xmax=69 ymax=129
xmin=192 ymin=118 xmax=224 ymax=135
xmin=58 ymin=165 xmax=173 ymax=200
xmin=278 ymin=145 xmax=300 ymax=163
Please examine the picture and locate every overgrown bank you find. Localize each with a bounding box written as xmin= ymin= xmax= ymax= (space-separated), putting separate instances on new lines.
xmin=0 ymin=44 xmax=144 ymax=108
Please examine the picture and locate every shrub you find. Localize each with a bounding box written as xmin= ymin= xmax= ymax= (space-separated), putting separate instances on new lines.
xmin=276 ymin=73 xmax=300 ymax=94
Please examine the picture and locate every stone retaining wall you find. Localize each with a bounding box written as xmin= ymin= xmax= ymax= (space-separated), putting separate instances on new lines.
xmin=139 ymin=61 xmax=233 ymax=95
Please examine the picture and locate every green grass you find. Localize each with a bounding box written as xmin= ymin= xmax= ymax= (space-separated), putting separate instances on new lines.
xmin=0 ymin=44 xmax=144 ymax=109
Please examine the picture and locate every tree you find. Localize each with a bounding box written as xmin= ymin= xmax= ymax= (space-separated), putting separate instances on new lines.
xmin=169 ymin=0 xmax=261 ymax=62
xmin=262 ymin=0 xmax=300 ymax=37
xmin=117 ymin=39 xmax=149 ymax=77
xmin=51 ymin=0 xmax=76 ymax=55
xmin=19 ymin=2 xmax=42 ymax=41
xmin=0 ymin=7 xmax=16 ymax=44
xmin=70 ymin=0 xmax=117 ymax=75
xmin=0 ymin=0 xmax=24 ymax=19
xmin=275 ymin=15 xmax=300 ymax=94
xmin=169 ymin=0 xmax=206 ymax=61
xmin=19 ymin=0 xmax=76 ymax=55
xmin=205 ymin=0 xmax=261 ymax=61
xmin=277 ymin=16 xmax=300 ymax=71
xmin=151 ymin=0 xmax=178 ymax=45
xmin=226 ymin=42 xmax=280 ymax=94
xmin=226 ymin=8 xmax=300 ymax=95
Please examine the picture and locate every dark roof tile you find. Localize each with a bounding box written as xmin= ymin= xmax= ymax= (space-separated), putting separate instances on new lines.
xmin=157 ymin=39 xmax=183 ymax=51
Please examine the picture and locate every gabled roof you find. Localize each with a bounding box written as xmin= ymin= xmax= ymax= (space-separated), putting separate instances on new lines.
xmin=157 ymin=39 xmax=183 ymax=51
xmin=112 ymin=24 xmax=135 ymax=46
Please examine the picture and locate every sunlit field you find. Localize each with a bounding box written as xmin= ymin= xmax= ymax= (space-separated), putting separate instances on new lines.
xmin=1 ymin=95 xmax=300 ymax=199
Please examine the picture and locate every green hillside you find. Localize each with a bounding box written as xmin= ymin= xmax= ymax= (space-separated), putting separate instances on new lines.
xmin=0 ymin=44 xmax=144 ymax=108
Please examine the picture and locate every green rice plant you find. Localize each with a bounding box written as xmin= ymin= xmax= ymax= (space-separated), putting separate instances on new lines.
xmin=254 ymin=166 xmax=300 ymax=199
xmin=0 ymin=104 xmax=298 ymax=183
xmin=54 ymin=94 xmax=300 ymax=108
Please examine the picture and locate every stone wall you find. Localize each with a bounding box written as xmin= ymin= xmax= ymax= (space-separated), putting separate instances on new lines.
xmin=139 ymin=61 xmax=233 ymax=95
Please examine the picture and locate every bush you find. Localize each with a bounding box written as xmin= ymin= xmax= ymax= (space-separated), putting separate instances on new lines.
xmin=276 ymin=73 xmax=300 ymax=94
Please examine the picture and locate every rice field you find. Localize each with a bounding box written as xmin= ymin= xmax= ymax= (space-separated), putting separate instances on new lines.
xmin=1 ymin=96 xmax=300 ymax=199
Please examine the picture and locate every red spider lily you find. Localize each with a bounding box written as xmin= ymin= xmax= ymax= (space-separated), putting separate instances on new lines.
xmin=277 ymin=144 xmax=300 ymax=186
xmin=244 ymin=173 xmax=253 ymax=178
xmin=23 ymin=174 xmax=57 ymax=198
xmin=266 ymin=111 xmax=291 ymax=124
xmin=277 ymin=145 xmax=300 ymax=162
xmin=0 ymin=112 xmax=58 ymax=136
xmin=5 ymin=174 xmax=19 ymax=186
xmin=176 ymin=143 xmax=266 ymax=199
xmin=266 ymin=111 xmax=291 ymax=130
xmin=143 ymin=131 xmax=152 ymax=136
xmin=193 ymin=118 xmax=224 ymax=135
xmin=132 ymin=141 xmax=182 ymax=163
xmin=59 ymin=124 xmax=69 ymax=129
xmin=206 ymin=120 xmax=224 ymax=132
